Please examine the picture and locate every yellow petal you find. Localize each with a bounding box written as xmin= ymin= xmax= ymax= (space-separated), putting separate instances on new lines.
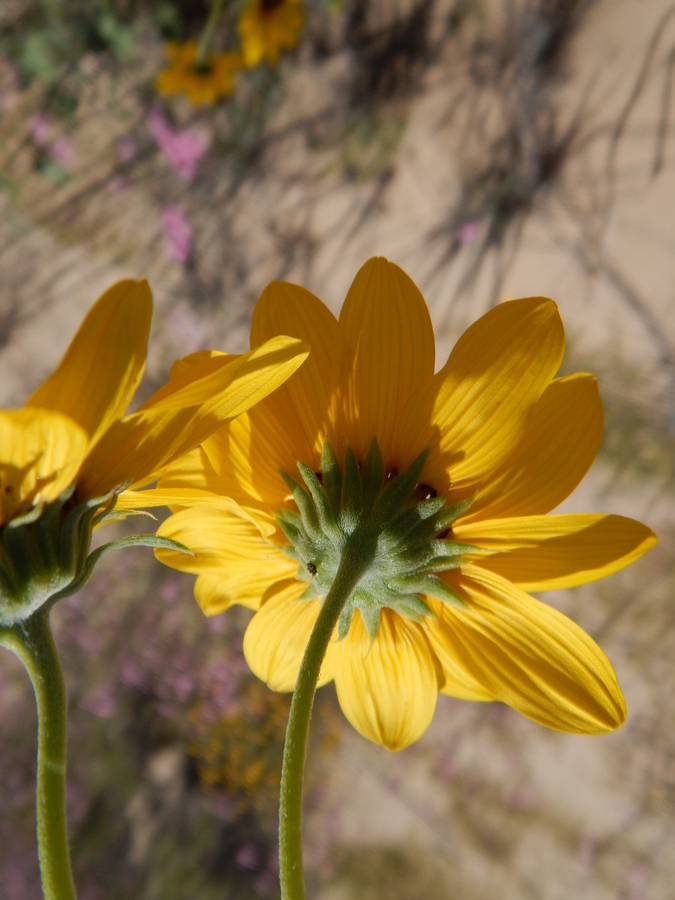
xmin=156 ymin=508 xmax=295 ymax=611
xmin=337 ymin=257 xmax=436 ymax=465
xmin=332 ymin=609 xmax=440 ymax=751
xmin=397 ymin=297 xmax=564 ymax=491
xmin=422 ymin=607 xmax=495 ymax=701
xmin=465 ymin=373 xmax=604 ymax=519
xmin=243 ymin=584 xmax=333 ymax=691
xmin=435 ymin=567 xmax=626 ymax=734
xmin=116 ymin=487 xmax=276 ymax=536
xmin=77 ymin=335 xmax=309 ymax=498
xmin=27 ymin=280 xmax=152 ymax=445
xmin=0 ymin=408 xmax=89 ymax=524
xmin=250 ymin=280 xmax=339 ymax=462
xmin=456 ymin=513 xmax=657 ymax=591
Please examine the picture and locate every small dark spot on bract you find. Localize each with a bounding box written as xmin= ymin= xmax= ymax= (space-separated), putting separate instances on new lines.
xmin=307 ymin=562 xmax=317 ymax=576
xmin=386 ymin=467 xmax=398 ymax=482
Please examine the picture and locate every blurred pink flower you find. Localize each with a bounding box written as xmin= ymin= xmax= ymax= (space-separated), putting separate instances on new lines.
xmin=148 ymin=108 xmax=209 ymax=181
xmin=29 ymin=113 xmax=50 ymax=147
xmin=117 ymin=136 xmax=138 ymax=163
xmin=50 ymin=135 xmax=73 ymax=169
xmin=161 ymin=205 xmax=193 ymax=263
xmin=456 ymin=219 xmax=481 ymax=245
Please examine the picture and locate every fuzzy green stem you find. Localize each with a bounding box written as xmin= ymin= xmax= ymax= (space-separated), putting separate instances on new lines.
xmin=279 ymin=547 xmax=369 ymax=899
xmin=0 ymin=611 xmax=76 ymax=900
xmin=195 ymin=0 xmax=227 ymax=69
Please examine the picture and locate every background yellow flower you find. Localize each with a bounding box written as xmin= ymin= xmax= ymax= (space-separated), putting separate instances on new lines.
xmin=238 ymin=0 xmax=304 ymax=68
xmin=155 ymin=41 xmax=242 ymax=105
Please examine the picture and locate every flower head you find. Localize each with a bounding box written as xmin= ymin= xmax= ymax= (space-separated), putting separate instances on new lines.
xmin=0 ymin=280 xmax=308 ymax=625
xmin=238 ymin=0 xmax=304 ymax=68
xmin=155 ymin=41 xmax=242 ymax=106
xmin=155 ymin=258 xmax=656 ymax=751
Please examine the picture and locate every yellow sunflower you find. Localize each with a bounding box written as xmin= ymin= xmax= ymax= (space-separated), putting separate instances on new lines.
xmin=238 ymin=0 xmax=304 ymax=68
xmin=156 ymin=258 xmax=656 ymax=751
xmin=0 ymin=278 xmax=307 ymax=624
xmin=155 ymin=41 xmax=243 ymax=105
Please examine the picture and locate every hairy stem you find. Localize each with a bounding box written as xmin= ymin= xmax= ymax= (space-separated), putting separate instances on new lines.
xmin=278 ymin=550 xmax=366 ymax=899
xmin=1 ymin=610 xmax=76 ymax=900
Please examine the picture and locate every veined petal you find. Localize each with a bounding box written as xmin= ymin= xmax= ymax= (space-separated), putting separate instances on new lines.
xmin=397 ymin=297 xmax=564 ymax=491
xmin=116 ymin=487 xmax=276 ymax=536
xmin=27 ymin=280 xmax=152 ymax=445
xmin=250 ymin=280 xmax=339 ymax=461
xmin=203 ymin=408 xmax=300 ymax=512
xmin=436 ymin=567 xmax=626 ymax=734
xmin=422 ymin=606 xmax=495 ymax=701
xmin=77 ymin=335 xmax=308 ymax=498
xmin=456 ymin=514 xmax=657 ymax=591
xmin=0 ymin=408 xmax=89 ymax=524
xmin=465 ymin=374 xmax=604 ymax=519
xmin=156 ymin=507 xmax=295 ymax=611
xmin=332 ymin=608 xmax=441 ymax=751
xmin=243 ymin=584 xmax=333 ymax=691
xmin=337 ymin=258 xmax=436 ymax=465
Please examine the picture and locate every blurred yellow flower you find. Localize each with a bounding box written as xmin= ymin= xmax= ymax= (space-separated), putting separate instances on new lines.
xmin=155 ymin=41 xmax=242 ymax=105
xmin=155 ymin=258 xmax=656 ymax=751
xmin=238 ymin=0 xmax=304 ymax=68
xmin=0 ymin=278 xmax=307 ymax=625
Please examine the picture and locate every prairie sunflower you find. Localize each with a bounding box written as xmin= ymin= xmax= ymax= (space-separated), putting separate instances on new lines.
xmin=238 ymin=0 xmax=304 ymax=68
xmin=155 ymin=41 xmax=242 ymax=105
xmin=156 ymin=258 xmax=655 ymax=751
xmin=0 ymin=278 xmax=307 ymax=624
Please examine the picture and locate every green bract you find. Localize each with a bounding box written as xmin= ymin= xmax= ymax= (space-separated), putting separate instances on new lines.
xmin=0 ymin=482 xmax=187 ymax=627
xmin=277 ymin=438 xmax=476 ymax=642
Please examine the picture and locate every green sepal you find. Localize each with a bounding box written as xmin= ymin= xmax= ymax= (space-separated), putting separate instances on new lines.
xmin=373 ymin=449 xmax=428 ymax=522
xmin=395 ymin=574 xmax=467 ymax=609
xmin=281 ymin=472 xmax=320 ymax=537
xmin=297 ymin=462 xmax=333 ymax=533
xmin=338 ymin=598 xmax=355 ymax=640
xmin=356 ymin=594 xmax=381 ymax=641
xmin=340 ymin=445 xmax=362 ymax=531
xmin=321 ymin=440 xmax=342 ymax=515
xmin=299 ymin=575 xmax=322 ymax=599
xmin=390 ymin=593 xmax=432 ymax=622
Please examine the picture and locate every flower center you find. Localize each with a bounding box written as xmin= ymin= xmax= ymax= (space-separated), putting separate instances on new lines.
xmin=276 ymin=438 xmax=474 ymax=640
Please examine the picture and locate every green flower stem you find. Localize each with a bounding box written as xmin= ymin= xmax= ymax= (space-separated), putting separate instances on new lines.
xmin=0 ymin=610 xmax=76 ymax=900
xmin=279 ymin=548 xmax=369 ymax=899
xmin=195 ymin=0 xmax=227 ymax=68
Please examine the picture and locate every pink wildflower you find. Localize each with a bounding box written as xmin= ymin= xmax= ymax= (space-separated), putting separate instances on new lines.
xmin=161 ymin=205 xmax=193 ymax=263
xmin=456 ymin=219 xmax=482 ymax=245
xmin=29 ymin=113 xmax=50 ymax=147
xmin=148 ymin=107 xmax=208 ymax=181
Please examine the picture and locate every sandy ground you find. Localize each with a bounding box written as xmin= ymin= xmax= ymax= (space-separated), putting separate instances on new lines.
xmin=1 ymin=0 xmax=674 ymax=897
